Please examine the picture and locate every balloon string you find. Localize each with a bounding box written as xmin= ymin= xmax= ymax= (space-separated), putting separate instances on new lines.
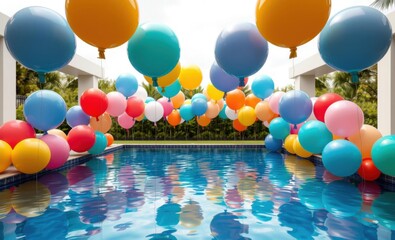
xmin=152 ymin=77 xmax=158 ymax=87
xmin=161 ymin=87 xmax=165 ymax=93
xmin=351 ymin=72 xmax=359 ymax=83
xmin=238 ymin=77 xmax=245 ymax=87
xmin=38 ymin=72 xmax=45 ymax=84
xmin=289 ymin=47 xmax=297 ymax=59
xmin=98 ymin=48 xmax=105 ymax=59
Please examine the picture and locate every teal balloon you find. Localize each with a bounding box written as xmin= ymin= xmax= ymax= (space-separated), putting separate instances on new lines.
xmin=145 ymin=97 xmax=155 ymax=104
xmin=157 ymin=80 xmax=181 ymax=99
xmin=127 ymin=23 xmax=180 ymax=78
xmin=179 ymin=104 xmax=194 ymax=121
xmin=372 ymin=135 xmax=395 ymax=176
xmin=299 ymin=120 xmax=332 ymax=154
xmin=251 ymin=75 xmax=274 ymax=100
xmin=88 ymin=131 xmax=107 ymax=155
xmin=322 ymin=140 xmax=362 ymax=177
xmin=269 ymin=117 xmax=290 ymax=140
xmin=191 ymin=93 xmax=207 ymax=103
xmin=219 ymin=103 xmax=227 ymax=119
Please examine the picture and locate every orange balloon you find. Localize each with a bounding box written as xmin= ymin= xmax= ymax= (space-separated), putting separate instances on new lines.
xmin=245 ymin=94 xmax=261 ymax=108
xmin=105 ymin=133 xmax=114 ymax=146
xmin=167 ymin=110 xmax=181 ymax=127
xmin=197 ymin=115 xmax=211 ymax=127
xmin=205 ymin=102 xmax=220 ymax=119
xmin=135 ymin=112 xmax=145 ymax=121
xmin=226 ymin=89 xmax=245 ymax=111
xmin=171 ymin=91 xmax=185 ymax=109
xmin=255 ymin=101 xmax=276 ymax=122
xmin=332 ymin=135 xmax=344 ymax=140
xmin=90 ymin=113 xmax=112 ymax=133
xmin=144 ymin=62 xmax=180 ymax=87
xmin=47 ymin=129 xmax=67 ymax=140
xmin=233 ymin=119 xmax=247 ymax=132
xmin=348 ymin=124 xmax=382 ymax=159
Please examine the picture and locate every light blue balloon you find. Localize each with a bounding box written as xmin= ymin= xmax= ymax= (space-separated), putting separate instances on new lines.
xmin=179 ymin=104 xmax=194 ymax=121
xmin=66 ymin=106 xmax=90 ymax=128
xmin=251 ymin=75 xmax=274 ymax=100
xmin=215 ymin=22 xmax=268 ymax=86
xmin=88 ymin=131 xmax=107 ymax=155
xmin=115 ymin=73 xmax=138 ymax=98
xmin=210 ymin=62 xmax=239 ymax=92
xmin=4 ymin=7 xmax=76 ymax=83
xmin=298 ymin=120 xmax=332 ymax=154
xmin=322 ymin=140 xmax=362 ymax=177
xmin=23 ymin=90 xmax=67 ymax=131
xmin=279 ymin=90 xmax=312 ymax=126
xmin=219 ymin=103 xmax=227 ymax=119
xmin=191 ymin=98 xmax=208 ymax=117
xmin=372 ymin=135 xmax=395 ymax=176
xmin=145 ymin=97 xmax=155 ymax=104
xmin=269 ymin=117 xmax=290 ymax=140
xmin=265 ymin=134 xmax=282 ymax=152
xmin=318 ymin=6 xmax=392 ymax=83
xmin=157 ymin=80 xmax=181 ymax=99
xmin=191 ymin=93 xmax=207 ymax=103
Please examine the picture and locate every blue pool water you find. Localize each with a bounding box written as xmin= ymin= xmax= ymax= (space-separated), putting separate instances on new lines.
xmin=1 ymin=147 xmax=395 ymax=239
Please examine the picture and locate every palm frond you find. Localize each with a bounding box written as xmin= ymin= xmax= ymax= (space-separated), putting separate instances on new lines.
xmin=371 ymin=0 xmax=395 ymax=10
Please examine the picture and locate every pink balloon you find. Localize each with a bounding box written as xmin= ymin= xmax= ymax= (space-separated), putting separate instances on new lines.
xmin=106 ymin=92 xmax=127 ymax=117
xmin=268 ymin=91 xmax=285 ymax=114
xmin=157 ymin=97 xmax=174 ymax=118
xmin=325 ymin=100 xmax=364 ymax=138
xmin=40 ymin=134 xmax=70 ymax=170
xmin=118 ymin=112 xmax=135 ymax=129
xmin=290 ymin=122 xmax=304 ymax=134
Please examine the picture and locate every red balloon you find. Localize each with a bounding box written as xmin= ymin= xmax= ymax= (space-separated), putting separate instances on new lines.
xmin=80 ymin=88 xmax=108 ymax=118
xmin=358 ymin=158 xmax=381 ymax=181
xmin=67 ymin=125 xmax=95 ymax=152
xmin=0 ymin=120 xmax=36 ymax=148
xmin=313 ymin=93 xmax=343 ymax=122
xmin=125 ymin=96 xmax=145 ymax=118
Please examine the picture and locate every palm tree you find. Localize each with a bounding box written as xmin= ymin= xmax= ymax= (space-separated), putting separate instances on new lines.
xmin=371 ymin=0 xmax=395 ymax=9
xmin=142 ymin=81 xmax=162 ymax=99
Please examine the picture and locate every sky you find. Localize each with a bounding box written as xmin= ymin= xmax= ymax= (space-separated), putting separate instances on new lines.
xmin=0 ymin=0 xmax=389 ymax=88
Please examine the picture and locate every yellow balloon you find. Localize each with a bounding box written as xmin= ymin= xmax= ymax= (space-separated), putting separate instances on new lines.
xmin=12 ymin=139 xmax=50 ymax=174
xmin=207 ymin=84 xmax=224 ymax=101
xmin=178 ymin=65 xmax=203 ymax=90
xmin=0 ymin=189 xmax=12 ymax=219
xmin=0 ymin=140 xmax=12 ymax=173
xmin=12 ymin=181 xmax=50 ymax=217
xmin=237 ymin=106 xmax=256 ymax=127
xmin=65 ymin=0 xmax=139 ymax=59
xmin=144 ymin=62 xmax=181 ymax=87
xmin=256 ymin=0 xmax=331 ymax=58
xmin=284 ymin=134 xmax=297 ymax=154
xmin=47 ymin=129 xmax=67 ymax=140
xmin=293 ymin=137 xmax=313 ymax=158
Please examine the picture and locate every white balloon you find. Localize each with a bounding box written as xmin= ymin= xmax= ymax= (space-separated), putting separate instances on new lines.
xmin=144 ymin=101 xmax=164 ymax=123
xmin=225 ymin=106 xmax=238 ymax=120
xmin=133 ymin=86 xmax=148 ymax=101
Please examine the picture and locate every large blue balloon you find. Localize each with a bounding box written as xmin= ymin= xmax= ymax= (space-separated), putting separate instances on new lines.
xmin=215 ymin=22 xmax=269 ymax=86
xmin=279 ymin=90 xmax=312 ymax=126
xmin=269 ymin=117 xmax=290 ymax=140
xmin=318 ymin=6 xmax=392 ymax=83
xmin=88 ymin=131 xmax=107 ymax=155
xmin=115 ymin=73 xmax=138 ymax=98
xmin=298 ymin=120 xmax=332 ymax=154
xmin=179 ymin=104 xmax=194 ymax=121
xmin=191 ymin=98 xmax=208 ymax=117
xmin=372 ymin=135 xmax=395 ymax=176
xmin=4 ymin=7 xmax=76 ymax=83
xmin=322 ymin=140 xmax=362 ymax=177
xmin=265 ymin=134 xmax=283 ymax=152
xmin=23 ymin=90 xmax=67 ymax=131
xmin=251 ymin=75 xmax=275 ymax=100
xmin=209 ymin=62 xmax=239 ymax=92
xmin=66 ymin=106 xmax=90 ymax=128
xmin=157 ymin=80 xmax=181 ymax=99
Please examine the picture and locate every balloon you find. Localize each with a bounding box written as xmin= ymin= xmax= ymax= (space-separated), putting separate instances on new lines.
xmin=125 ymin=96 xmax=145 ymax=119
xmin=106 ymin=92 xmax=127 ymax=117
xmin=145 ymin=62 xmax=180 ymax=88
xmin=115 ymin=73 xmax=138 ymax=98
xmin=269 ymin=117 xmax=290 ymax=140
xmin=191 ymin=98 xmax=208 ymax=117
xmin=171 ymin=91 xmax=185 ymax=109
xmin=322 ymin=140 xmax=362 ymax=177
xmin=318 ymin=6 xmax=392 ymax=83
xmin=89 ymin=113 xmax=112 ymax=133
xmin=157 ymin=97 xmax=174 ymax=118
xmin=66 ymin=106 xmax=90 ymax=128
xmin=348 ymin=125 xmax=382 ymax=159
xmin=217 ymin=99 xmax=225 ymax=110
xmin=145 ymin=97 xmax=155 ymax=104
xmin=251 ymin=75 xmax=274 ymax=100
xmin=191 ymin=93 xmax=208 ymax=103
xmin=12 ymin=139 xmax=50 ymax=174
xmin=255 ymin=101 xmax=275 ymax=122
xmin=197 ymin=115 xmax=211 ymax=127
xmin=133 ymin=86 xmax=148 ymax=101
xmin=207 ymin=84 xmax=224 ymax=101
xmin=88 ymin=131 xmax=108 ymax=155
xmin=117 ymin=112 xmax=135 ymax=129
xmin=324 ymin=100 xmax=364 ymax=138
xmin=289 ymin=122 xmax=304 ymax=135
xmin=226 ymin=89 xmax=245 ymax=111
xmin=40 ymin=134 xmax=70 ymax=170
xmin=128 ymin=23 xmax=180 ymax=85
xmin=293 ymin=137 xmax=313 ymax=158
xmin=215 ymin=22 xmax=268 ymax=86
xmin=279 ymin=90 xmax=312 ymax=126
xmin=256 ymin=0 xmax=330 ymax=58
xmin=145 ymin=101 xmax=164 ymax=123
xmin=210 ymin=61 xmax=239 ymax=92
xmin=167 ymin=110 xmax=181 ymax=127
xmin=0 ymin=140 xmax=12 ymax=173
xmin=268 ymin=91 xmax=285 ymax=114
xmin=67 ymin=125 xmax=96 ymax=153
xmin=284 ymin=134 xmax=297 ymax=154
xmin=157 ymin=80 xmax=181 ymax=99
xmin=233 ymin=119 xmax=247 ymax=132
xmin=47 ymin=129 xmax=67 ymax=140
xmin=298 ymin=120 xmax=333 ymax=154
xmin=205 ymin=101 xmax=220 ymax=119
xmin=5 ymin=7 xmax=76 ymax=82
xmin=80 ymin=88 xmax=108 ymax=118
xmin=313 ymin=93 xmax=344 ymax=122
xmin=265 ymin=134 xmax=282 ymax=152
xmin=179 ymin=104 xmax=194 ymax=121
xmin=245 ymin=94 xmax=261 ymax=109
xmin=65 ymin=0 xmax=138 ymax=59
xmin=0 ymin=120 xmax=36 ymax=148
xmin=237 ymin=106 xmax=256 ymax=127
xmin=105 ymin=133 xmax=114 ymax=147
xmin=11 ymin=181 xmax=50 ymax=217
xmin=225 ymin=106 xmax=238 ymax=120
xmin=23 ymin=90 xmax=67 ymax=131
xmin=372 ymin=135 xmax=395 ymax=176
xmin=358 ymin=158 xmax=381 ymax=181
xmin=179 ymin=65 xmax=203 ymax=90
xmin=219 ymin=103 xmax=228 ymax=119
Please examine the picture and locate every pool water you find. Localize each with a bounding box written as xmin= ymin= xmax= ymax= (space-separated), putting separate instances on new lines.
xmin=1 ymin=147 xmax=395 ymax=239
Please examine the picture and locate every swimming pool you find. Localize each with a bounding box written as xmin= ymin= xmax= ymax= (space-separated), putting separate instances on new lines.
xmin=1 ymin=146 xmax=394 ymax=239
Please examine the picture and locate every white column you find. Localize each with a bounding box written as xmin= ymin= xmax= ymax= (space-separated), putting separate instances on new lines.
xmin=78 ymin=75 xmax=98 ymax=104
xmin=378 ymin=37 xmax=395 ymax=135
xmin=0 ymin=36 xmax=16 ymax=125
xmin=294 ymin=75 xmax=316 ymax=97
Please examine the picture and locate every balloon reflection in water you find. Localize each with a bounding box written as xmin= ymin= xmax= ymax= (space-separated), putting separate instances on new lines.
xmin=252 ymin=199 xmax=274 ymax=222
xmin=210 ymin=211 xmax=250 ymax=240
xmin=104 ymin=190 xmax=127 ymax=221
xmin=264 ymin=152 xmax=291 ymax=188
xmin=38 ymin=172 xmax=69 ymax=206
xmin=225 ymin=186 xmax=244 ymax=209
xmin=156 ymin=199 xmax=181 ymax=227
xmin=372 ymin=192 xmax=395 ymax=230
xmin=0 ymin=189 xmax=12 ymax=219
xmin=278 ymin=202 xmax=315 ymax=240
xmin=358 ymin=181 xmax=381 ymax=205
xmin=23 ymin=208 xmax=68 ymax=239
xmin=125 ymin=188 xmax=145 ymax=212
xmin=67 ymin=166 xmax=94 ymax=193
xmin=298 ymin=180 xmax=327 ymax=210
xmin=284 ymin=156 xmax=316 ymax=182
xmin=79 ymin=196 xmax=108 ymax=224
xmin=180 ymin=200 xmax=203 ymax=228
xmin=325 ymin=213 xmax=366 ymax=240
xmin=146 ymin=230 xmax=177 ymax=240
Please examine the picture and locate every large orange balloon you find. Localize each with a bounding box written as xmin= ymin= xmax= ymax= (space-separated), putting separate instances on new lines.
xmin=197 ymin=115 xmax=211 ymax=127
xmin=233 ymin=119 xmax=247 ymax=132
xmin=65 ymin=0 xmax=139 ymax=59
xmin=238 ymin=106 xmax=256 ymax=127
xmin=348 ymin=124 xmax=382 ymax=159
xmin=90 ymin=113 xmax=112 ymax=133
xmin=171 ymin=91 xmax=185 ymax=109
xmin=245 ymin=94 xmax=261 ymax=108
xmin=144 ymin=62 xmax=180 ymax=87
xmin=255 ymin=101 xmax=275 ymax=122
xmin=226 ymin=89 xmax=245 ymax=111
xmin=167 ymin=110 xmax=181 ymax=127
xmin=256 ymin=0 xmax=331 ymax=58
xmin=178 ymin=65 xmax=203 ymax=90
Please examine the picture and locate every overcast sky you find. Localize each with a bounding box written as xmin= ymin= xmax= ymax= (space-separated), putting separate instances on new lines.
xmin=0 ymin=0 xmax=389 ymax=88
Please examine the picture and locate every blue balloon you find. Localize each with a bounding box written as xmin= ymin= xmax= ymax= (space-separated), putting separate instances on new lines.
xmin=219 ymin=103 xmax=227 ymax=119
xmin=23 ymin=90 xmax=67 ymax=131
xmin=209 ymin=62 xmax=239 ymax=92
xmin=372 ymin=135 xmax=395 ymax=176
xmin=215 ymin=22 xmax=268 ymax=86
xmin=115 ymin=73 xmax=138 ymax=98
xmin=318 ymin=6 xmax=392 ymax=83
xmin=298 ymin=120 xmax=332 ymax=154
xmin=191 ymin=98 xmax=208 ymax=117
xmin=251 ymin=75 xmax=275 ymax=100
xmin=322 ymin=140 xmax=362 ymax=177
xmin=179 ymin=104 xmax=194 ymax=121
xmin=4 ymin=7 xmax=76 ymax=83
xmin=279 ymin=90 xmax=312 ymax=126
xmin=157 ymin=80 xmax=181 ymax=99
xmin=269 ymin=117 xmax=290 ymax=140
xmin=265 ymin=134 xmax=283 ymax=152
xmin=145 ymin=97 xmax=155 ymax=104
xmin=88 ymin=131 xmax=107 ymax=155
xmin=66 ymin=106 xmax=90 ymax=128
xmin=191 ymin=93 xmax=207 ymax=103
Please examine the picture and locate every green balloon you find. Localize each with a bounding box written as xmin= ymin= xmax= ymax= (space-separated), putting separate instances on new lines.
xmin=372 ymin=135 xmax=395 ymax=176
